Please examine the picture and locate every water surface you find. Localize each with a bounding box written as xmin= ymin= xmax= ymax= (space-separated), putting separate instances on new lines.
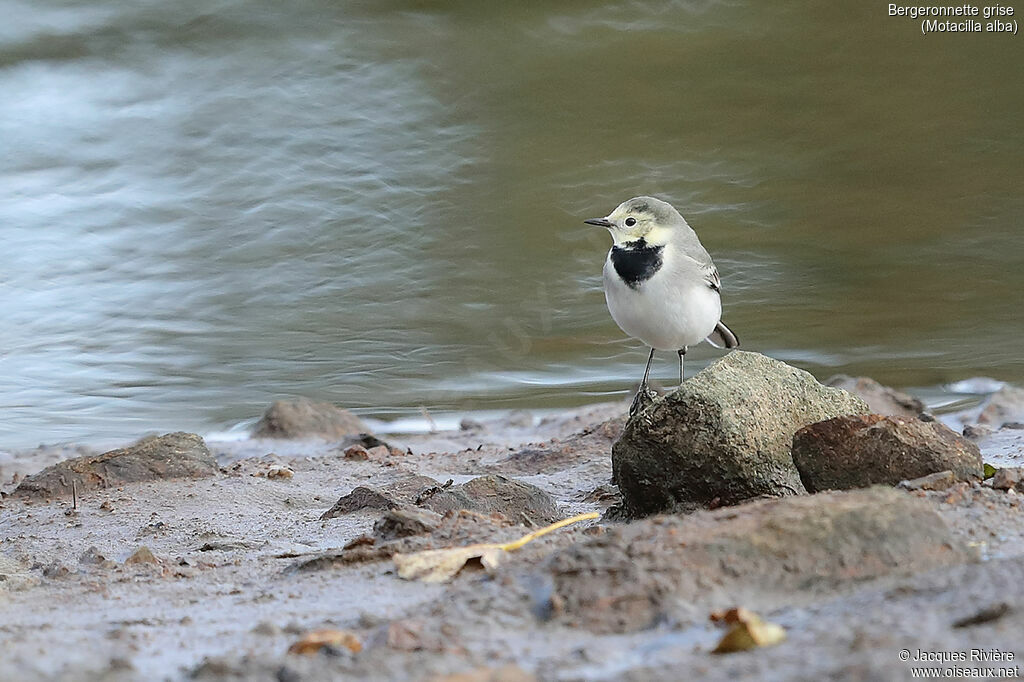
xmin=2 ymin=1 xmax=1022 ymax=448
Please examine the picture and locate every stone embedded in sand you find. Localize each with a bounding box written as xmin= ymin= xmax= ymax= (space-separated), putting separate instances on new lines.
xmin=13 ymin=432 xmax=217 ymax=500
xmin=78 ymin=546 xmax=114 ymax=568
xmin=373 ymin=506 xmax=443 ymax=540
xmin=417 ymin=475 xmax=560 ymax=525
xmin=265 ymin=465 xmax=294 ymax=480
xmin=991 ymin=467 xmax=1024 ymax=492
xmin=792 ymin=415 xmax=983 ymax=492
xmin=321 ymin=475 xmax=558 ymax=526
xmin=977 ymin=385 xmax=1024 ymax=427
xmin=898 ymin=470 xmax=958 ymax=492
xmin=321 ymin=487 xmax=397 ymax=519
xmin=825 ymin=374 xmax=925 ymax=417
xmin=546 ymin=487 xmax=972 ymax=633
xmin=343 ymin=445 xmax=370 ymax=460
xmin=253 ymin=397 xmax=369 ymax=439
xmin=125 ymin=546 xmax=159 ymax=565
xmin=0 ymin=555 xmax=39 ymax=591
xmin=320 ymin=475 xmax=441 ymax=520
xmin=611 ymin=351 xmax=869 ymax=516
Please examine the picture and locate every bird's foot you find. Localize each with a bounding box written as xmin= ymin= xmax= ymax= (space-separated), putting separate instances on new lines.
xmin=629 ymin=384 xmax=657 ymax=417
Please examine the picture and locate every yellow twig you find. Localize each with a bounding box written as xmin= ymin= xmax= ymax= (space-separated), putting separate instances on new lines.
xmin=498 ymin=511 xmax=599 ymax=552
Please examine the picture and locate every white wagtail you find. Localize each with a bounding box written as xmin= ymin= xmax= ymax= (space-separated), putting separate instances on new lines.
xmin=585 ymin=196 xmax=739 ymax=414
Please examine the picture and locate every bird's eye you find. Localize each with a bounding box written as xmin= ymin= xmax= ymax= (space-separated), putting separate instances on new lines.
xmin=624 ymin=217 xmax=637 ymax=227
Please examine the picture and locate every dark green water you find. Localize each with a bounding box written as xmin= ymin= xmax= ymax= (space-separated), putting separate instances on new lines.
xmin=2 ymin=1 xmax=1022 ymax=447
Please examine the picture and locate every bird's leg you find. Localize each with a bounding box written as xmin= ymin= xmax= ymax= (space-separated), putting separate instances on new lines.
xmin=678 ymin=347 xmax=687 ymax=386
xmin=641 ymin=347 xmax=655 ymax=386
xmin=629 ymin=348 xmax=657 ymax=417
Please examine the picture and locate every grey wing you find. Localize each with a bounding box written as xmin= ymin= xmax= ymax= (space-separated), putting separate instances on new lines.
xmin=702 ymin=264 xmax=740 ymax=349
xmin=704 ymin=265 xmax=721 ymax=292
xmin=678 ymin=252 xmax=722 ymax=292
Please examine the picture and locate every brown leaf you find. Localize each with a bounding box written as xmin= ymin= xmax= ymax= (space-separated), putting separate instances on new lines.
xmin=287 ymin=629 xmax=362 ymax=655
xmin=711 ymin=609 xmax=786 ymax=654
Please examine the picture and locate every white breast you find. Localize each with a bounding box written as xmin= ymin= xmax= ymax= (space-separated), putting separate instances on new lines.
xmin=603 ymin=246 xmax=722 ymax=351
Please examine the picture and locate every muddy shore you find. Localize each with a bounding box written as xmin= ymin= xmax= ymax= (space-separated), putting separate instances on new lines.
xmin=2 ymin=379 xmax=1024 ymax=681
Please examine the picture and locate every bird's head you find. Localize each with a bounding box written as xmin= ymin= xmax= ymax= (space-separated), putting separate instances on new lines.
xmin=584 ymin=196 xmax=684 ymax=246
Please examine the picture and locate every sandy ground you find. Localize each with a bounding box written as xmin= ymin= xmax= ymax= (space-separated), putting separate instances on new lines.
xmin=2 ymin=401 xmax=1024 ymax=681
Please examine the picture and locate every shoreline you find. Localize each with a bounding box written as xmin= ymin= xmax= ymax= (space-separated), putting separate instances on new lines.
xmin=1 ymin=371 xmax=1023 ymax=681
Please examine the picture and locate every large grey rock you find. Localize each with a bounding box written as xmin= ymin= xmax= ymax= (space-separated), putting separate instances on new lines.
xmin=253 ymin=397 xmax=369 ymax=439
xmin=612 ymin=351 xmax=869 ymax=516
xmin=13 ymin=432 xmax=217 ymax=499
xmin=825 ymin=374 xmax=924 ymax=417
xmin=793 ymin=414 xmax=983 ymax=492
xmin=547 ymin=487 xmax=973 ymax=633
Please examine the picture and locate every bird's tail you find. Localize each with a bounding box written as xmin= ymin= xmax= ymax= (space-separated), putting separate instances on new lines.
xmin=706 ymin=321 xmax=740 ymax=349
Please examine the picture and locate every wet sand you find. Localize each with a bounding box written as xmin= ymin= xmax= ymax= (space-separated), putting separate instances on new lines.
xmin=1 ymin=399 xmax=1023 ymax=681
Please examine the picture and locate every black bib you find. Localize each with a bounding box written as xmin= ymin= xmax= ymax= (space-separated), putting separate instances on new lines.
xmin=610 ymin=238 xmax=663 ymax=289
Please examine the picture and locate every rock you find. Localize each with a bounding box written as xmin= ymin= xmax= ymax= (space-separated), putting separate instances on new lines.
xmin=79 ymin=546 xmax=113 ymax=567
xmin=125 ymin=546 xmax=159 ymax=565
xmin=581 ymin=483 xmax=620 ymax=506
xmin=963 ymin=424 xmax=994 ymax=440
xmin=612 ymin=351 xmax=869 ymax=516
xmin=952 ymin=602 xmax=1012 ymax=628
xmin=320 ymin=476 xmax=440 ymax=520
xmin=251 ymin=621 xmax=282 ymax=636
xmin=42 ymin=562 xmax=71 ymax=578
xmin=977 ymin=385 xmax=1024 ymax=427
xmin=825 ymin=375 xmax=925 ymax=417
xmin=253 ymin=398 xmax=369 ymax=439
xmin=0 ymin=555 xmax=39 ymax=591
xmin=459 ymin=418 xmax=486 ymax=432
xmin=546 ymin=487 xmax=972 ymax=633
xmin=991 ymin=467 xmax=1024 ymax=492
xmin=792 ymin=415 xmax=983 ymax=492
xmin=343 ymin=445 xmax=370 ymax=460
xmin=321 ymin=487 xmax=396 ymax=519
xmin=338 ymin=433 xmax=392 ymax=450
xmin=366 ymin=445 xmax=390 ymax=459
xmin=266 ymin=466 xmax=294 ymax=480
xmin=417 ymin=475 xmax=559 ymax=525
xmin=286 ymin=628 xmax=362 ymax=655
xmin=13 ymin=433 xmax=217 ymax=499
xmin=898 ymin=470 xmax=957 ymax=492
xmin=502 ymin=410 xmax=534 ymax=429
xmin=385 ymin=618 xmax=448 ymax=652
xmin=373 ymin=506 xmax=443 ymax=540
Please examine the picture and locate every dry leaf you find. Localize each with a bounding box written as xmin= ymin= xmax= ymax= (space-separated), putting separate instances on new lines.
xmin=393 ymin=544 xmax=505 ymax=583
xmin=393 ymin=511 xmax=599 ymax=583
xmin=711 ymin=608 xmax=786 ymax=654
xmin=287 ymin=629 xmax=362 ymax=655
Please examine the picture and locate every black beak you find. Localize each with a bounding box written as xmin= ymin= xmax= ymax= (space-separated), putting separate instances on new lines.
xmin=584 ymin=217 xmax=614 ymax=228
